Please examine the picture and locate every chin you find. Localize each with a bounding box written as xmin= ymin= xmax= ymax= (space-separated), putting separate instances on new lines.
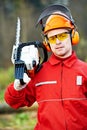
xmin=55 ymin=53 xmax=66 ymax=58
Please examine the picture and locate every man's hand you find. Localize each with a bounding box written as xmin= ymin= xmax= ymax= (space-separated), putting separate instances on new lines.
xmin=14 ymin=73 xmax=31 ymax=90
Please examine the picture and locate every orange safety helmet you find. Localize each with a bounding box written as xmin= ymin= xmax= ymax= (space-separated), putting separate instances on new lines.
xmin=44 ymin=14 xmax=74 ymax=33
xmin=44 ymin=14 xmax=79 ymax=46
xmin=37 ymin=4 xmax=79 ymax=48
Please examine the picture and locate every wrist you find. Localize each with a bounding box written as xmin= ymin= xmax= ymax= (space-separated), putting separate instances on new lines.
xmin=14 ymin=79 xmax=26 ymax=91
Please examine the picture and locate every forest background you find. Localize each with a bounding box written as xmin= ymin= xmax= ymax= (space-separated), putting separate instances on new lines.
xmin=0 ymin=0 xmax=87 ymax=130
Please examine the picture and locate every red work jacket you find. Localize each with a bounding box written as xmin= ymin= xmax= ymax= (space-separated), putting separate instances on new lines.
xmin=5 ymin=51 xmax=87 ymax=130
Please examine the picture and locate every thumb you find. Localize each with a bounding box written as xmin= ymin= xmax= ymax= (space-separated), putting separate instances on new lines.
xmin=23 ymin=73 xmax=31 ymax=84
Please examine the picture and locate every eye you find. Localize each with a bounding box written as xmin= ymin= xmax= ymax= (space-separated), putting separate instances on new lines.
xmin=62 ymin=33 xmax=67 ymax=37
xmin=49 ymin=36 xmax=55 ymax=40
xmin=59 ymin=33 xmax=66 ymax=37
xmin=58 ymin=33 xmax=68 ymax=40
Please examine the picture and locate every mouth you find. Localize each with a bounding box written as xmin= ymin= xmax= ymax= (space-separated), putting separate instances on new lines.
xmin=55 ymin=46 xmax=64 ymax=49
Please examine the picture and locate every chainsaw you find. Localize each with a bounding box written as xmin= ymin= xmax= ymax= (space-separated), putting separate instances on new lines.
xmin=11 ymin=17 xmax=48 ymax=81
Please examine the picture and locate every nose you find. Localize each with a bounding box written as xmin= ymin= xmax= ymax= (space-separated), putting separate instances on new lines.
xmin=56 ymin=38 xmax=61 ymax=44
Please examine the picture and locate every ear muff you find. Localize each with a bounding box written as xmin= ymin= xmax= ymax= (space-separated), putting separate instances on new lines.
xmin=41 ymin=33 xmax=51 ymax=51
xmin=43 ymin=37 xmax=51 ymax=51
xmin=71 ymin=29 xmax=80 ymax=45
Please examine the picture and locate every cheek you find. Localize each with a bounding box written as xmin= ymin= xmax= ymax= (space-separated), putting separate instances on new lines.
xmin=67 ymin=36 xmax=72 ymax=45
xmin=64 ymin=38 xmax=72 ymax=48
xmin=67 ymin=41 xmax=72 ymax=49
xmin=50 ymin=44 xmax=55 ymax=52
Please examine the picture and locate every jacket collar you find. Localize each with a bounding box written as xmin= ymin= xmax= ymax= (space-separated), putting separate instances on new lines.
xmin=48 ymin=51 xmax=78 ymax=67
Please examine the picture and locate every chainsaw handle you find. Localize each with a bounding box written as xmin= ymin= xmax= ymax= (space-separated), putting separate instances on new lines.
xmin=15 ymin=41 xmax=48 ymax=79
xmin=16 ymin=41 xmax=48 ymax=64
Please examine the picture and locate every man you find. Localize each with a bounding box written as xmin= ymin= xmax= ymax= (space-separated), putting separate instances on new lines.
xmin=4 ymin=4 xmax=87 ymax=130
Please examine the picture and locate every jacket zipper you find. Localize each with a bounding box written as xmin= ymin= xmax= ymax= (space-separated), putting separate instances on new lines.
xmin=60 ymin=62 xmax=63 ymax=104
xmin=61 ymin=62 xmax=68 ymax=130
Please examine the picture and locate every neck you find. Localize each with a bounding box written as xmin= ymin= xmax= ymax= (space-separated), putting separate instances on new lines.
xmin=55 ymin=49 xmax=72 ymax=59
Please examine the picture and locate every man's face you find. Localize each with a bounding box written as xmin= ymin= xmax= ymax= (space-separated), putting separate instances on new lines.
xmin=47 ymin=28 xmax=72 ymax=58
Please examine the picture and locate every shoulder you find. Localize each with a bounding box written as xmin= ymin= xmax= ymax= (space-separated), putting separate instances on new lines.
xmin=77 ymin=59 xmax=87 ymax=66
xmin=75 ymin=58 xmax=87 ymax=73
xmin=37 ymin=60 xmax=50 ymax=73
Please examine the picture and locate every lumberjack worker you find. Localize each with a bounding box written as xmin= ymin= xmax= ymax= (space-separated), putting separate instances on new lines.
xmin=4 ymin=4 xmax=87 ymax=130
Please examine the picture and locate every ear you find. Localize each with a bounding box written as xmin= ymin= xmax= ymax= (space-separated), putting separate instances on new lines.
xmin=71 ymin=29 xmax=80 ymax=45
xmin=43 ymin=37 xmax=51 ymax=51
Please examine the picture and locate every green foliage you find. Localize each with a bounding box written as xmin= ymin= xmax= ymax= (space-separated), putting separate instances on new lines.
xmin=13 ymin=112 xmax=37 ymax=129
xmin=0 ymin=66 xmax=14 ymax=89
xmin=0 ymin=110 xmax=37 ymax=130
xmin=74 ymin=38 xmax=87 ymax=62
xmin=0 ymin=89 xmax=4 ymax=102
xmin=0 ymin=65 xmax=37 ymax=130
xmin=0 ymin=66 xmax=14 ymax=102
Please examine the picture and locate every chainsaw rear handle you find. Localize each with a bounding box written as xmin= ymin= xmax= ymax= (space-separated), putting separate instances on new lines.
xmin=16 ymin=41 xmax=48 ymax=62
xmin=15 ymin=41 xmax=48 ymax=79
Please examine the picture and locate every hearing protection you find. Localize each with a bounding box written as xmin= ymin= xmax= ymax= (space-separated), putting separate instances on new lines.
xmin=37 ymin=4 xmax=80 ymax=51
xmin=71 ymin=29 xmax=79 ymax=45
xmin=43 ymin=37 xmax=51 ymax=52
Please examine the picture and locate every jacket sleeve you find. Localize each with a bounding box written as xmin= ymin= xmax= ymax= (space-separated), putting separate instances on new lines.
xmin=4 ymin=80 xmax=36 ymax=109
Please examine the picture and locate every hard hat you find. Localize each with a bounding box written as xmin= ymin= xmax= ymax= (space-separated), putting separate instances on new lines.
xmin=44 ymin=14 xmax=74 ymax=34
xmin=36 ymin=4 xmax=79 ymax=46
xmin=36 ymin=4 xmax=75 ymax=30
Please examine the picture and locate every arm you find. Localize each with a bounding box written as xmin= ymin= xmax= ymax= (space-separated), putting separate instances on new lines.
xmin=4 ymin=79 xmax=36 ymax=109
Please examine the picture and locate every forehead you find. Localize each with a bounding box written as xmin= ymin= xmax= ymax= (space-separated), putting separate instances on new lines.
xmin=47 ymin=28 xmax=69 ymax=38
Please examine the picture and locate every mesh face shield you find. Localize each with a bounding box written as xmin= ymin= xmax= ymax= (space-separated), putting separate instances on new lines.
xmin=36 ymin=4 xmax=75 ymax=31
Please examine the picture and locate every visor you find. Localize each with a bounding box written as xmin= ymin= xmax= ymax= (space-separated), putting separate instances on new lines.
xmin=36 ymin=4 xmax=75 ymax=27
